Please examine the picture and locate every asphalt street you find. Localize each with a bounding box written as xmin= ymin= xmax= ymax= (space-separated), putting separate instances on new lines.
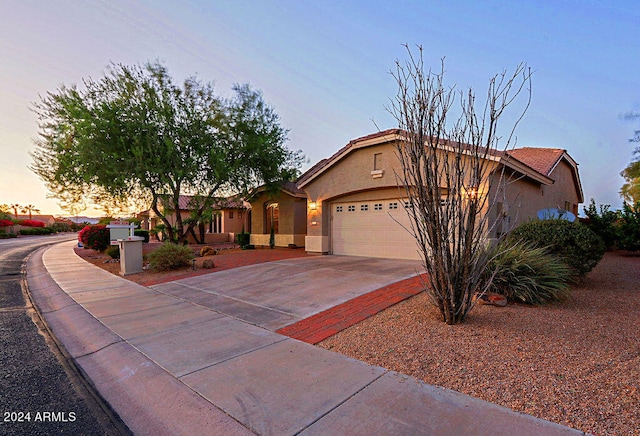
xmin=0 ymin=234 xmax=129 ymax=435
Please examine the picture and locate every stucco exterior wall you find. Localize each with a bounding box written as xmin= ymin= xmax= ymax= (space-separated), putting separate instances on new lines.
xmin=249 ymin=190 xmax=307 ymax=247
xmin=301 ymin=140 xmax=498 ymax=251
xmin=495 ymin=159 xmax=580 ymax=233
xmin=221 ymin=209 xmax=248 ymax=234
xmin=542 ymin=160 xmax=581 ymax=215
xmin=303 ymin=142 xmax=403 ymax=240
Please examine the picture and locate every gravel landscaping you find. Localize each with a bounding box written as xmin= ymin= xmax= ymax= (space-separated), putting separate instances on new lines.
xmin=319 ymin=252 xmax=640 ymax=435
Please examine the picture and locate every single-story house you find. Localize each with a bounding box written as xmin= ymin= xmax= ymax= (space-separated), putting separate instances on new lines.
xmin=249 ymin=129 xmax=583 ymax=260
xmin=144 ymin=195 xmax=251 ymax=243
xmin=15 ymin=214 xmax=57 ymax=226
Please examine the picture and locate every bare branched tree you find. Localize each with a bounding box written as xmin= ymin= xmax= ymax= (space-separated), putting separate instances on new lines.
xmin=389 ymin=46 xmax=532 ymax=324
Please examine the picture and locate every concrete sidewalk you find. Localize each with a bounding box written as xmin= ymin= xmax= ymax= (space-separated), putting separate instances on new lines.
xmin=26 ymin=241 xmax=584 ymax=435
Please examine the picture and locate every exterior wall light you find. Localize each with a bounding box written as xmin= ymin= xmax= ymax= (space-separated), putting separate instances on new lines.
xmin=466 ymin=187 xmax=479 ymax=200
xmin=309 ymin=201 xmax=317 ymax=211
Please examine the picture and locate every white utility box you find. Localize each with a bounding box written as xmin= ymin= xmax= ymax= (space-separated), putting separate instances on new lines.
xmin=117 ymin=236 xmax=145 ymax=275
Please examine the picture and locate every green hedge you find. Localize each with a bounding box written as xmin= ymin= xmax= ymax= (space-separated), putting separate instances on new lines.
xmin=19 ymin=227 xmax=55 ymax=235
xmin=134 ymin=229 xmax=150 ymax=243
xmin=507 ymin=219 xmax=605 ymax=276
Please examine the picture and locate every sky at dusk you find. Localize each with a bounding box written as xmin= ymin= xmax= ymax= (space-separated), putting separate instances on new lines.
xmin=1 ymin=0 xmax=639 ymax=216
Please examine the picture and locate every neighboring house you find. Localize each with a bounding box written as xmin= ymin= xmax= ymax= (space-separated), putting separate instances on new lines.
xmin=250 ymin=129 xmax=583 ymax=260
xmin=15 ymin=214 xmax=56 ymax=226
xmin=144 ymin=195 xmax=251 ymax=242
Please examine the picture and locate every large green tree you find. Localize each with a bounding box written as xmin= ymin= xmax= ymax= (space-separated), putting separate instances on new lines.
xmin=621 ymin=111 xmax=640 ymax=204
xmin=31 ymin=62 xmax=303 ymax=243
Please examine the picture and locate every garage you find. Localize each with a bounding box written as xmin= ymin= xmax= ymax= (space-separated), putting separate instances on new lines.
xmin=331 ymin=199 xmax=421 ymax=260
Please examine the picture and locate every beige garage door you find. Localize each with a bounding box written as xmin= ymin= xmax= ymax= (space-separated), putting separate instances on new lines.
xmin=331 ymin=200 xmax=420 ymax=260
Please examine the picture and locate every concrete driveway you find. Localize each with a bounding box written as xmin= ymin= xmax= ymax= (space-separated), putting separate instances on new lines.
xmin=151 ymin=255 xmax=423 ymax=330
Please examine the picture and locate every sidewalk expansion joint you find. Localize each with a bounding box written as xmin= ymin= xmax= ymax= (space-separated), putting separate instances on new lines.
xmin=176 ymin=337 xmax=290 ymax=379
xmin=179 ymin=282 xmax=296 ymax=317
xmin=293 ymin=370 xmax=388 ymax=435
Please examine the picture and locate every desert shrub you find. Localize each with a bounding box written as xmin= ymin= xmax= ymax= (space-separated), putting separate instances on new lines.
xmin=18 ymin=219 xmax=46 ymax=227
xmin=134 ymin=229 xmax=150 ymax=243
xmin=78 ymin=225 xmax=110 ymax=251
xmin=507 ymin=219 xmax=605 ymax=276
xmin=105 ymin=245 xmax=120 ymax=259
xmin=582 ymin=199 xmax=619 ymax=250
xmin=52 ymin=222 xmax=72 ymax=232
xmin=269 ymin=226 xmax=275 ymax=249
xmin=617 ymin=201 xmax=640 ymax=252
xmin=486 ymin=240 xmax=573 ymax=305
xmin=236 ymin=232 xmax=250 ymax=248
xmin=0 ymin=231 xmax=17 ymax=239
xmin=200 ymin=246 xmax=216 ymax=257
xmin=148 ymin=243 xmax=194 ymax=271
xmin=70 ymin=222 xmax=86 ymax=232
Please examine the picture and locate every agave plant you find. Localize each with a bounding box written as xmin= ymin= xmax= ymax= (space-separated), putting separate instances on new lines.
xmin=486 ymin=240 xmax=573 ymax=305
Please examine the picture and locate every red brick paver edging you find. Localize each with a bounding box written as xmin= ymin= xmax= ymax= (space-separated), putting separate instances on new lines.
xmin=276 ymin=274 xmax=427 ymax=344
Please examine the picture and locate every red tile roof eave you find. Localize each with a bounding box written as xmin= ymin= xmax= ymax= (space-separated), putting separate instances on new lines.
xmin=296 ymin=129 xmax=547 ymax=190
xmin=500 ymin=154 xmax=554 ymax=186
xmin=295 ymin=128 xmax=581 ymax=200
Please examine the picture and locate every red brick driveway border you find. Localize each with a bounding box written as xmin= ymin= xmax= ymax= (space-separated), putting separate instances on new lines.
xmin=276 ymin=273 xmax=428 ymax=344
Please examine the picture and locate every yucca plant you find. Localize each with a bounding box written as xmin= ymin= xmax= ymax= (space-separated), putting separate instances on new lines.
xmin=486 ymin=240 xmax=573 ymax=305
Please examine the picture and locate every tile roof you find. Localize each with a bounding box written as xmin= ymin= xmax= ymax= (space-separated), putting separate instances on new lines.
xmin=15 ymin=214 xmax=56 ymax=223
xmin=506 ymin=148 xmax=566 ymax=176
xmin=170 ymin=195 xmax=247 ymax=211
xmin=296 ymin=128 xmax=574 ymax=189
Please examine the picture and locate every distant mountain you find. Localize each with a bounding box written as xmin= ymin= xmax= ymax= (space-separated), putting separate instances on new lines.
xmin=64 ymin=216 xmax=101 ymax=224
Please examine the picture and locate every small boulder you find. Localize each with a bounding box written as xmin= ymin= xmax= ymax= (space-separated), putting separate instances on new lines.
xmin=200 ymin=246 xmax=217 ymax=257
xmin=202 ymin=259 xmax=215 ymax=269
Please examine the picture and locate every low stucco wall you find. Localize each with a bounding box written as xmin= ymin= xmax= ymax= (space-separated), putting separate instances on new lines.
xmin=186 ymin=232 xmax=235 ymax=244
xmin=250 ymin=233 xmax=305 ymax=248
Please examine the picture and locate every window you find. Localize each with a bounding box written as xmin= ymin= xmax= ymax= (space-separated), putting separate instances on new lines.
xmin=348 ymin=205 xmax=356 ymax=212
xmin=238 ymin=211 xmax=243 ymax=219
xmin=389 ymin=202 xmax=398 ymax=210
xmin=373 ymin=153 xmax=382 ymax=170
xmin=360 ymin=204 xmax=369 ymax=211
xmin=336 ymin=206 xmax=343 ymax=213
xmin=229 ymin=211 xmax=233 ymax=219
xmin=374 ymin=203 xmax=383 ymax=211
